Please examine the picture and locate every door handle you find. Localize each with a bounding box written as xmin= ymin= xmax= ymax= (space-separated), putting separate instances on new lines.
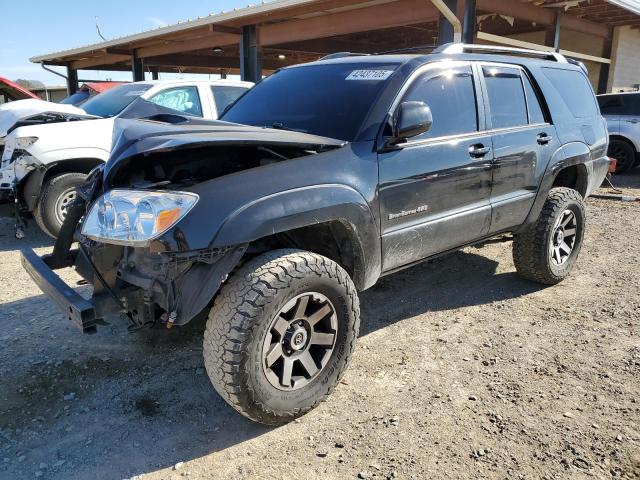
xmin=469 ymin=144 xmax=491 ymax=158
xmin=537 ymin=133 xmax=553 ymax=145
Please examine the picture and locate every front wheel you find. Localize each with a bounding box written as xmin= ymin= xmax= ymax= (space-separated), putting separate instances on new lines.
xmin=33 ymin=172 xmax=87 ymax=238
xmin=203 ymin=249 xmax=360 ymax=425
xmin=513 ymin=187 xmax=586 ymax=285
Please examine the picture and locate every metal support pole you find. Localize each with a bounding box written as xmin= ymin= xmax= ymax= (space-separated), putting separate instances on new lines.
xmin=462 ymin=0 xmax=476 ymax=44
xmin=132 ymin=50 xmax=144 ymax=82
xmin=598 ymin=30 xmax=614 ymax=94
xmin=240 ymin=25 xmax=262 ymax=82
xmin=66 ymin=66 xmax=78 ymax=95
xmin=434 ymin=0 xmax=461 ymax=45
xmin=552 ymin=12 xmax=561 ymax=52
xmin=240 ymin=25 xmax=262 ymax=83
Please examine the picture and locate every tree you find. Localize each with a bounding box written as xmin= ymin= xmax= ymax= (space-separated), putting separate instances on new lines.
xmin=14 ymin=79 xmax=45 ymax=90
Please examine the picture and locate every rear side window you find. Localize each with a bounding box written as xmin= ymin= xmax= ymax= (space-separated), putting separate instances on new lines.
xmin=543 ymin=68 xmax=598 ymax=118
xmin=212 ymin=86 xmax=248 ymax=115
xmin=403 ymin=65 xmax=478 ymax=139
xmin=483 ymin=66 xmax=528 ymax=129
xmin=522 ymin=73 xmax=546 ymax=124
xmin=598 ymin=94 xmax=640 ymax=115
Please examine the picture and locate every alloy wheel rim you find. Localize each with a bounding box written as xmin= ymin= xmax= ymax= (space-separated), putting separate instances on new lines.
xmin=262 ymin=292 xmax=338 ymax=391
xmin=611 ymin=145 xmax=631 ymax=170
xmin=54 ymin=188 xmax=77 ymax=225
xmin=549 ymin=209 xmax=578 ymax=266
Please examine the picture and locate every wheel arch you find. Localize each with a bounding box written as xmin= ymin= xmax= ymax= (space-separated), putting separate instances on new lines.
xmin=20 ymin=158 xmax=104 ymax=211
xmin=211 ymin=184 xmax=381 ymax=291
xmin=609 ymin=134 xmax=637 ymax=153
xmin=520 ymin=142 xmax=591 ymax=229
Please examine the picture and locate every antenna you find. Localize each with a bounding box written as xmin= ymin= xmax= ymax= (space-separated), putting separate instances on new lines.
xmin=95 ymin=17 xmax=107 ymax=41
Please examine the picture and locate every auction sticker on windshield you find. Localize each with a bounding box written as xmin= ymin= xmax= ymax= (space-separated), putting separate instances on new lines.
xmin=346 ymin=70 xmax=394 ymax=81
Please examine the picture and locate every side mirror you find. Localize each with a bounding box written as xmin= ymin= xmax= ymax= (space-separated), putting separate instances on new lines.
xmin=393 ymin=101 xmax=433 ymax=142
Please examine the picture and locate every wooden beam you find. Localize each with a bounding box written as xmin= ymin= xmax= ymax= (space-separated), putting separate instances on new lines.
xmin=477 ymin=0 xmax=553 ymax=25
xmin=105 ymin=47 xmax=132 ymax=55
xmin=144 ymin=53 xmax=288 ymax=71
xmin=260 ymin=0 xmax=439 ymax=45
xmin=560 ymin=14 xmax=610 ymax=37
xmin=477 ymin=0 xmax=610 ymax=37
xmin=136 ymin=32 xmax=240 ymax=58
xmin=71 ymin=53 xmax=130 ymax=69
xmin=476 ymin=31 xmax=611 ymax=64
xmin=209 ymin=24 xmax=242 ymax=35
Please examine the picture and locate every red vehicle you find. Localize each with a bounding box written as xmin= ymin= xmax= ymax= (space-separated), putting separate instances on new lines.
xmin=0 ymin=77 xmax=40 ymax=103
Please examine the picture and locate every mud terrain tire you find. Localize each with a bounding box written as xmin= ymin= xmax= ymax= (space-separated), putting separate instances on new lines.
xmin=513 ymin=187 xmax=585 ymax=285
xmin=203 ymin=249 xmax=360 ymax=425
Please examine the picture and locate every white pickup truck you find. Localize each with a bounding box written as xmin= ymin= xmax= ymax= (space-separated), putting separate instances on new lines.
xmin=0 ymin=79 xmax=252 ymax=237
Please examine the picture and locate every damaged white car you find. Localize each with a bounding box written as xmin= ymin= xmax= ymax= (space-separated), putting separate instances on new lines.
xmin=0 ymin=79 xmax=251 ymax=237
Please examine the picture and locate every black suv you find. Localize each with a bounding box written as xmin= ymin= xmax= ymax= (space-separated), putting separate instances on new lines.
xmin=22 ymin=44 xmax=610 ymax=425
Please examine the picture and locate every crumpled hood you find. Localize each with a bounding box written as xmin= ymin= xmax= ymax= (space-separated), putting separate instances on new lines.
xmin=105 ymin=115 xmax=346 ymax=180
xmin=0 ymin=99 xmax=87 ymax=138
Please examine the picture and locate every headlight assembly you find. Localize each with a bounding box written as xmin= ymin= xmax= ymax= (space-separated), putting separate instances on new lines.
xmin=81 ymin=189 xmax=199 ymax=245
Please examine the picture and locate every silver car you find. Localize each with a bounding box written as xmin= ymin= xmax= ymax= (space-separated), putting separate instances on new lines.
xmin=598 ymin=92 xmax=640 ymax=173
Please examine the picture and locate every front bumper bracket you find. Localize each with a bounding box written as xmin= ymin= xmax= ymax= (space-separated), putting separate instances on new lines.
xmin=21 ymin=248 xmax=99 ymax=333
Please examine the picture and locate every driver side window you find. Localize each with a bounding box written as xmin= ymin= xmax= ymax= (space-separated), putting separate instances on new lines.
xmin=150 ymin=86 xmax=203 ymax=117
xmin=402 ymin=66 xmax=478 ymax=141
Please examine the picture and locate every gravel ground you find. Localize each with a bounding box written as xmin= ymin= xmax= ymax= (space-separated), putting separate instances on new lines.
xmin=0 ymin=174 xmax=638 ymax=480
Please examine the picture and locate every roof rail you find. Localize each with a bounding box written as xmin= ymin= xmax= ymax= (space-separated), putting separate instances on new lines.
xmin=319 ymin=52 xmax=370 ymax=60
xmin=434 ymin=43 xmax=567 ymax=63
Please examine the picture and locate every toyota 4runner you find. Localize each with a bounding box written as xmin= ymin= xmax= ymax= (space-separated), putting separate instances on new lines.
xmin=21 ymin=44 xmax=611 ymax=425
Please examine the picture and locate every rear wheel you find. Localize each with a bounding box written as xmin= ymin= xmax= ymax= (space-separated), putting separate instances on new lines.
xmin=513 ymin=187 xmax=585 ymax=285
xmin=33 ymin=172 xmax=87 ymax=238
xmin=203 ymin=249 xmax=360 ymax=425
xmin=608 ymin=139 xmax=636 ymax=174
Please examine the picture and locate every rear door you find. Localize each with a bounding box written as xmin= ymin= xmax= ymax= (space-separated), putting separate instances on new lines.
xmin=478 ymin=63 xmax=559 ymax=233
xmin=378 ymin=61 xmax=493 ymax=271
xmin=211 ymin=85 xmax=250 ymax=118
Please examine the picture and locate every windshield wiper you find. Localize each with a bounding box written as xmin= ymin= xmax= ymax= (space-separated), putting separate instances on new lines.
xmin=267 ymin=122 xmax=307 ymax=133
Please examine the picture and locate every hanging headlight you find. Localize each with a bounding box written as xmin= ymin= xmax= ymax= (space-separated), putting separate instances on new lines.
xmin=82 ymin=189 xmax=199 ymax=245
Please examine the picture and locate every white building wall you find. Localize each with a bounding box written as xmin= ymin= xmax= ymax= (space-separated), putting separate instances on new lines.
xmin=608 ymin=26 xmax=640 ymax=92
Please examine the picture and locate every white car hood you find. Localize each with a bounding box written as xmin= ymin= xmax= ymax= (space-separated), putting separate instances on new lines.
xmin=11 ymin=117 xmax=116 ymax=158
xmin=0 ymin=99 xmax=86 ymax=138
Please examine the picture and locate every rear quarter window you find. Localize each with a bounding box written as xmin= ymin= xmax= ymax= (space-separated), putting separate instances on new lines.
xmin=542 ymin=68 xmax=598 ymax=118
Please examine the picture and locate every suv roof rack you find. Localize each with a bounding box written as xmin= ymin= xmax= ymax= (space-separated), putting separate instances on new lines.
xmin=434 ymin=43 xmax=568 ymax=63
xmin=319 ymin=52 xmax=370 ymax=60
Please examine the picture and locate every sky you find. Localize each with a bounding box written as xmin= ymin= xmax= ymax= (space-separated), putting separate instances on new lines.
xmin=0 ymin=0 xmax=254 ymax=85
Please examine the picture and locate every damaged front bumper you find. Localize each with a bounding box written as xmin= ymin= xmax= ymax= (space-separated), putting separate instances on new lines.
xmin=21 ymin=200 xmax=247 ymax=333
xmin=21 ymin=249 xmax=118 ymax=333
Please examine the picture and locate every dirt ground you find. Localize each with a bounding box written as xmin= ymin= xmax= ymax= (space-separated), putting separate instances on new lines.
xmin=0 ymin=174 xmax=638 ymax=480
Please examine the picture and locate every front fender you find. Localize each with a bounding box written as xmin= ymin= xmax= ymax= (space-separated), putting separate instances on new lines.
xmin=213 ymin=184 xmax=381 ymax=290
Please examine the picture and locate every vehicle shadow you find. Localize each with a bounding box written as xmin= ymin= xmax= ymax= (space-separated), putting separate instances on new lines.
xmin=359 ymin=248 xmax=545 ymax=336
xmin=0 ymin=248 xmax=546 ymax=480
xmin=0 ymin=217 xmax=53 ymax=252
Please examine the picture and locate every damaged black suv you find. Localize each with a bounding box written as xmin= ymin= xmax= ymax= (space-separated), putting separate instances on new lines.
xmin=22 ymin=44 xmax=610 ymax=425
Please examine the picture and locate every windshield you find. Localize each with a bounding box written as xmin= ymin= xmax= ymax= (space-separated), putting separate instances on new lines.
xmin=221 ymin=63 xmax=398 ymax=141
xmin=60 ymin=90 xmax=90 ymax=106
xmin=81 ymin=83 xmax=152 ymax=118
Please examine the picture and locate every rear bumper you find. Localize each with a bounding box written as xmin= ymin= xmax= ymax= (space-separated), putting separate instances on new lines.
xmin=21 ymin=248 xmax=100 ymax=333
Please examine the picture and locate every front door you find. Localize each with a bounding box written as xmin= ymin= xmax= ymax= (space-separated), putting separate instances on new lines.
xmin=378 ymin=62 xmax=493 ymax=272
